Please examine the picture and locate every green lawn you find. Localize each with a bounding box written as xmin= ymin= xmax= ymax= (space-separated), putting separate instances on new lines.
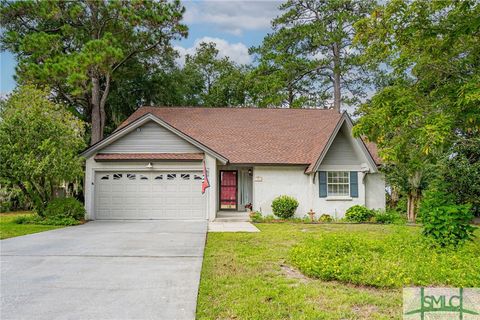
xmin=196 ymin=223 xmax=480 ymax=320
xmin=0 ymin=212 xmax=63 ymax=239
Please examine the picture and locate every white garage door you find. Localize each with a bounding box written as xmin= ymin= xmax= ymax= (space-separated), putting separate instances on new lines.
xmin=94 ymin=171 xmax=206 ymax=220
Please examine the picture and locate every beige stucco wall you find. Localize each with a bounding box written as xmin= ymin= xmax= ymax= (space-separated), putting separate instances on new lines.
xmin=252 ymin=166 xmax=310 ymax=217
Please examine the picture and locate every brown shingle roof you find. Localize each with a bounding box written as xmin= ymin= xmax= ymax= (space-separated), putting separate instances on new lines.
xmin=95 ymin=153 xmax=204 ymax=161
xmin=116 ymin=106 xmax=380 ymax=167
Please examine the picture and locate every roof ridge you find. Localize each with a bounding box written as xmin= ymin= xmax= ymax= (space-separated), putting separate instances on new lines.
xmin=138 ymin=105 xmax=337 ymax=111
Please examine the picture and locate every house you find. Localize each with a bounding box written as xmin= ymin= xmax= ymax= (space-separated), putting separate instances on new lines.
xmin=80 ymin=106 xmax=385 ymax=221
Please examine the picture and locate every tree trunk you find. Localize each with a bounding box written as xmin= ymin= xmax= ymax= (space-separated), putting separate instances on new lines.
xmin=90 ymin=76 xmax=103 ymax=145
xmin=389 ymin=185 xmax=399 ymax=208
xmin=332 ymin=42 xmax=341 ymax=113
xmin=99 ymin=73 xmax=111 ymax=138
xmin=406 ymin=191 xmax=419 ymax=223
xmin=287 ymin=85 xmax=294 ymax=107
xmin=406 ymin=171 xmax=423 ymax=223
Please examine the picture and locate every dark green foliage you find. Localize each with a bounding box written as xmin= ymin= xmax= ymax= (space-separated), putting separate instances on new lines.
xmin=249 ymin=211 xmax=263 ymax=223
xmin=271 ymin=195 xmax=299 ymax=219
xmin=420 ymin=187 xmax=476 ymax=247
xmin=250 ymin=0 xmax=375 ymax=109
xmin=319 ymin=214 xmax=333 ymax=223
xmin=14 ymin=197 xmax=85 ymax=226
xmin=0 ymin=184 xmax=32 ymax=212
xmin=12 ymin=215 xmax=35 ymax=225
xmin=444 ymin=138 xmax=480 ymax=216
xmin=345 ymin=205 xmax=375 ymax=222
xmin=0 ymin=0 xmax=188 ymax=144
xmin=373 ymin=210 xmax=406 ymax=225
xmin=0 ymin=86 xmax=85 ymax=215
xmin=290 ymin=227 xmax=480 ymax=288
xmin=354 ymin=0 xmax=480 ymax=221
xmin=44 ymin=197 xmax=85 ymax=221
xmin=182 ymin=42 xmax=250 ymax=107
xmin=14 ymin=214 xmax=80 ymax=226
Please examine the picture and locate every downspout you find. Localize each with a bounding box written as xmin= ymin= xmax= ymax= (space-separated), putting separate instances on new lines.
xmin=361 ymin=169 xmax=369 ymax=206
xmin=308 ymin=172 xmax=315 ymax=214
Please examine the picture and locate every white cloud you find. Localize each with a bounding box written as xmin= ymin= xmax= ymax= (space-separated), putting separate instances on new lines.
xmin=183 ymin=1 xmax=281 ymax=35
xmin=175 ymin=37 xmax=252 ymax=66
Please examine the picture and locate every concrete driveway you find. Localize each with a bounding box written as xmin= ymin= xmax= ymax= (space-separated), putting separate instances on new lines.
xmin=1 ymin=220 xmax=207 ymax=320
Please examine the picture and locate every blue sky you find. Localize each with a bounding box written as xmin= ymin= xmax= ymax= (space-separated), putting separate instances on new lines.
xmin=0 ymin=1 xmax=281 ymax=96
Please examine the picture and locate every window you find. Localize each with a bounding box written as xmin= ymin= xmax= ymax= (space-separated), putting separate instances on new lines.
xmin=113 ymin=173 xmax=122 ymax=180
xmin=167 ymin=174 xmax=176 ymax=180
xmin=327 ymin=171 xmax=349 ymax=196
xmin=181 ymin=174 xmax=190 ymax=180
xmin=154 ymin=175 xmax=163 ymax=180
xmin=100 ymin=174 xmax=109 ymax=180
xmin=193 ymin=174 xmax=203 ymax=180
xmin=139 ymin=174 xmax=148 ymax=180
xmin=127 ymin=173 xmax=136 ymax=180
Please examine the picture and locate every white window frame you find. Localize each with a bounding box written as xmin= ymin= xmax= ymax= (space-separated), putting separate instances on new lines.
xmin=327 ymin=171 xmax=350 ymax=197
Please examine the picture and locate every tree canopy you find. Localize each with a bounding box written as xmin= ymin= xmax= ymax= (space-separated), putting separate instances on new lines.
xmin=353 ymin=0 xmax=480 ymax=220
xmin=0 ymin=0 xmax=187 ymax=144
xmin=0 ymin=86 xmax=85 ymax=214
xmin=250 ymin=0 xmax=376 ymax=110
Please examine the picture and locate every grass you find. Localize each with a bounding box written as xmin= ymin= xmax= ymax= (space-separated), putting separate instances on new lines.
xmin=196 ymin=223 xmax=480 ymax=320
xmin=0 ymin=211 xmax=64 ymax=239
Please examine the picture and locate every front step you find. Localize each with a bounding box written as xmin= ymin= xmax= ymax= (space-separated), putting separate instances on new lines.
xmin=214 ymin=211 xmax=250 ymax=222
xmin=214 ymin=217 xmax=250 ymax=222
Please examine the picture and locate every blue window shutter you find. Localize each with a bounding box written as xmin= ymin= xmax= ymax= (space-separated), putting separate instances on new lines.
xmin=350 ymin=171 xmax=358 ymax=198
xmin=319 ymin=171 xmax=327 ymax=198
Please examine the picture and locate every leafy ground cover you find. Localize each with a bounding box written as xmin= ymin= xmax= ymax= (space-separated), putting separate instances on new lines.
xmin=290 ymin=226 xmax=480 ymax=288
xmin=0 ymin=212 xmax=64 ymax=239
xmin=197 ymin=224 xmax=410 ymax=319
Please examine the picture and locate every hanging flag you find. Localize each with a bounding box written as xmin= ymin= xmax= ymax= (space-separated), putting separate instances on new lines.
xmin=202 ymin=159 xmax=210 ymax=194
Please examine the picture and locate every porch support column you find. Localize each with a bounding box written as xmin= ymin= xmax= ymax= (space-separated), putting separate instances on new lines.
xmin=205 ymin=154 xmax=217 ymax=221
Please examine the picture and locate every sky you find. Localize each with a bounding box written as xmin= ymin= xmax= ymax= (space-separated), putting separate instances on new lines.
xmin=0 ymin=0 xmax=282 ymax=96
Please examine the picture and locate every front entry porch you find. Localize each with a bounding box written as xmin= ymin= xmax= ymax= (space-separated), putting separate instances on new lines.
xmin=216 ymin=166 xmax=253 ymax=221
xmin=218 ymin=167 xmax=253 ymax=212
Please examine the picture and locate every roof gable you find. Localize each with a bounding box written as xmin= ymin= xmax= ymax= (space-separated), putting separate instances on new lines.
xmin=307 ymin=113 xmax=379 ymax=173
xmin=100 ymin=121 xmax=201 ymax=154
xmin=80 ymin=113 xmax=228 ymax=163
xmin=321 ymin=124 xmax=362 ymax=165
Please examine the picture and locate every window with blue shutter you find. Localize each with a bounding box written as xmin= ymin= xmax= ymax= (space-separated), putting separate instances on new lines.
xmin=319 ymin=171 xmax=327 ymax=198
xmin=350 ymin=171 xmax=358 ymax=198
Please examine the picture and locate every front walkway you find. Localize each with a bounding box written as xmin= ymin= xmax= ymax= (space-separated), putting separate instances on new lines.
xmin=1 ymin=220 xmax=207 ymax=320
xmin=208 ymin=221 xmax=260 ymax=232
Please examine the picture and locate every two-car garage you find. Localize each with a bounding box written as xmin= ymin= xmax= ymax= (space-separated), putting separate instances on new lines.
xmin=94 ymin=171 xmax=206 ymax=220
xmin=81 ymin=114 xmax=228 ymax=221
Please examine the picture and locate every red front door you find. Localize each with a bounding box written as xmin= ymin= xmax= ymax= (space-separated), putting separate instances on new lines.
xmin=220 ymin=171 xmax=237 ymax=210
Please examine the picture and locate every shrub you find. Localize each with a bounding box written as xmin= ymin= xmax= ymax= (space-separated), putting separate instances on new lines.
xmin=14 ymin=214 xmax=80 ymax=226
xmin=420 ymin=188 xmax=476 ymax=247
xmin=44 ymin=197 xmax=85 ymax=221
xmin=344 ymin=205 xmax=375 ymax=222
xmin=13 ymin=215 xmax=40 ymax=224
xmin=271 ymin=195 xmax=299 ymax=219
xmin=373 ymin=210 xmax=406 ymax=224
xmin=250 ymin=211 xmax=263 ymax=223
xmin=318 ymin=214 xmax=333 ymax=223
xmin=42 ymin=217 xmax=80 ymax=226
xmin=290 ymin=227 xmax=480 ymax=288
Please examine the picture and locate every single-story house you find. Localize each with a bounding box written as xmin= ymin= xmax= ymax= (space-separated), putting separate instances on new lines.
xmin=80 ymin=107 xmax=385 ymax=221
